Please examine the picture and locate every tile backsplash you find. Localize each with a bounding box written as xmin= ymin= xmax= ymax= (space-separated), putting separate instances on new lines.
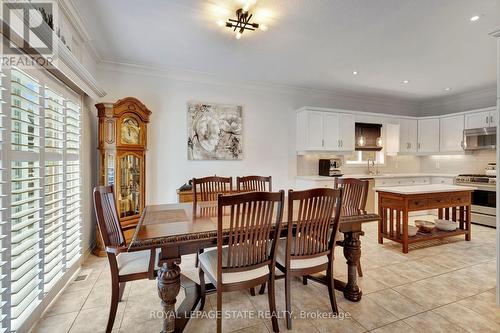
xmin=297 ymin=150 xmax=496 ymax=176
xmin=419 ymin=151 xmax=496 ymax=174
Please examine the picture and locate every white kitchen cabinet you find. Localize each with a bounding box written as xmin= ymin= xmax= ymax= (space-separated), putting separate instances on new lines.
xmin=297 ymin=110 xmax=323 ymax=150
xmin=465 ymin=109 xmax=497 ymax=129
xmin=431 ymin=177 xmax=455 ymax=185
xmin=440 ymin=115 xmax=464 ymax=152
xmin=385 ymin=123 xmax=400 ymax=155
xmin=489 ymin=111 xmax=497 ymax=127
xmin=375 ymin=177 xmax=430 ymax=187
xmin=323 ymin=112 xmax=339 ymax=150
xmin=417 ymin=118 xmax=440 ymax=153
xmin=296 ymin=109 xmax=355 ymax=152
xmin=338 ymin=113 xmax=355 ymax=151
xmin=399 ymin=118 xmax=418 ymax=153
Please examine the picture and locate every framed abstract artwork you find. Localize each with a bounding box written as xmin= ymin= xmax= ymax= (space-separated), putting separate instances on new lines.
xmin=187 ymin=102 xmax=243 ymax=160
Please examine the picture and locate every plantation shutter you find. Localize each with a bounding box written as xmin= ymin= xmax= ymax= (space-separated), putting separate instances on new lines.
xmin=9 ymin=68 xmax=43 ymax=326
xmin=1 ymin=66 xmax=83 ymax=331
xmin=0 ymin=67 xmax=8 ymax=333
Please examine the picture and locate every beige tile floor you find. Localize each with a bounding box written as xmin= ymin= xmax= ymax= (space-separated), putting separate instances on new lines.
xmin=32 ymin=217 xmax=499 ymax=333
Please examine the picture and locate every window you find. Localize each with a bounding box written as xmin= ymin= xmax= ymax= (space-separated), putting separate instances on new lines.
xmin=0 ymin=67 xmax=82 ymax=331
xmin=345 ymin=150 xmax=385 ymax=165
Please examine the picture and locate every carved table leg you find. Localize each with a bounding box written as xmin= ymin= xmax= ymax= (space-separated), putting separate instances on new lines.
xmin=343 ymin=231 xmax=362 ymax=302
xmin=157 ymin=258 xmax=181 ymax=333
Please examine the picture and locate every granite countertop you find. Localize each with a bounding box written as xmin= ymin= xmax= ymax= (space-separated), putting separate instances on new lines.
xmin=373 ymin=184 xmax=476 ymax=194
xmin=296 ymin=173 xmax=458 ymax=181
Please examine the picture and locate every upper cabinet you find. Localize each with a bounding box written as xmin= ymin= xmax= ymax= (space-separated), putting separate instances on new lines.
xmin=296 ymin=106 xmax=493 ymax=156
xmin=338 ymin=113 xmax=355 ymax=151
xmin=465 ymin=108 xmax=497 ymax=129
xmin=296 ymin=109 xmax=354 ymax=152
xmin=417 ymin=118 xmax=440 ymax=153
xmin=398 ymin=118 xmax=418 ymax=153
xmin=440 ymin=115 xmax=464 ymax=152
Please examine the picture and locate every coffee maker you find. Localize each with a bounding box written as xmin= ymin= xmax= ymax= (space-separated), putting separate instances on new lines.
xmin=318 ymin=158 xmax=343 ymax=177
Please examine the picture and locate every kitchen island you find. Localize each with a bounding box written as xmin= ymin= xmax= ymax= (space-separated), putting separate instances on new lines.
xmin=374 ymin=184 xmax=475 ymax=253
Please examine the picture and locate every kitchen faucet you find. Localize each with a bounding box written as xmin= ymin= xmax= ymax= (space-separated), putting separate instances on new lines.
xmin=367 ymin=158 xmax=379 ymax=175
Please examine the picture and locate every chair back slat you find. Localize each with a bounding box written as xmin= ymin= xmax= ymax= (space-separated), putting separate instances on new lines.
xmin=93 ymin=185 xmax=126 ymax=247
xmin=217 ymin=191 xmax=284 ymax=272
xmin=236 ymin=175 xmax=272 ymax=192
xmin=335 ymin=178 xmax=369 ymax=216
xmin=193 ymin=176 xmax=233 ymax=217
xmin=288 ymin=188 xmax=342 ymax=258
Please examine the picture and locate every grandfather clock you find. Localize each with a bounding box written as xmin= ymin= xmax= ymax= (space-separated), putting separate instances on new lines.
xmin=93 ymin=97 xmax=151 ymax=256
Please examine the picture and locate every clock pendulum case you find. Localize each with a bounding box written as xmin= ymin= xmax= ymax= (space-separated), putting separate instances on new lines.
xmin=93 ymin=97 xmax=151 ymax=256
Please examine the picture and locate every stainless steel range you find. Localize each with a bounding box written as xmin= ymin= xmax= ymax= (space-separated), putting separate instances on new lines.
xmin=455 ymin=174 xmax=496 ymax=228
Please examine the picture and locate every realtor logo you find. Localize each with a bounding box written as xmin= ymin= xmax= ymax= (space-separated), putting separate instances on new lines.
xmin=1 ymin=0 xmax=58 ymax=68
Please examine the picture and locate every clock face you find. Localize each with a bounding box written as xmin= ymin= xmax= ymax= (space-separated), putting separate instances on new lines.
xmin=121 ymin=117 xmax=140 ymax=144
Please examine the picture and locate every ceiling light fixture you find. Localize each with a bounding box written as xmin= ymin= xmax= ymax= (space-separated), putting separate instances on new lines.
xmin=352 ymin=71 xmax=359 ymax=75
xmin=402 ymin=80 xmax=409 ymax=84
xmin=470 ymin=15 xmax=480 ymax=22
xmin=444 ymin=87 xmax=451 ymax=91
xmin=222 ymin=8 xmax=266 ymax=39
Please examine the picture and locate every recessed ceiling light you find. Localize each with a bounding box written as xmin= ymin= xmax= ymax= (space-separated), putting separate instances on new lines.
xmin=470 ymin=15 xmax=480 ymax=22
xmin=444 ymin=87 xmax=451 ymax=91
xmin=352 ymin=71 xmax=359 ymax=75
xmin=402 ymin=80 xmax=409 ymax=84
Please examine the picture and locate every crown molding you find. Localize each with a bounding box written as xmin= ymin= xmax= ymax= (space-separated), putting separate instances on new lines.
xmin=419 ymin=85 xmax=497 ymax=116
xmin=0 ymin=2 xmax=105 ymax=98
xmin=59 ymin=0 xmax=102 ymax=62
xmin=98 ymin=59 xmax=421 ymax=111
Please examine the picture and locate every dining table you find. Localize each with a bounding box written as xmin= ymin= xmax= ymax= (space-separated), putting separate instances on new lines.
xmin=129 ymin=201 xmax=380 ymax=333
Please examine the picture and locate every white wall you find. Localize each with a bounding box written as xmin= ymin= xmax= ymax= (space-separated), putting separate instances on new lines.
xmin=94 ymin=63 xmax=420 ymax=205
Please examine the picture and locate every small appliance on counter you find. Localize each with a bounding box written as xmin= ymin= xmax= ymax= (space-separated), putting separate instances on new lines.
xmin=318 ymin=158 xmax=343 ymax=177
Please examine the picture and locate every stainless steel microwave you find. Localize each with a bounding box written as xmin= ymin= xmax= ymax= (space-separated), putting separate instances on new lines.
xmin=464 ymin=127 xmax=496 ymax=151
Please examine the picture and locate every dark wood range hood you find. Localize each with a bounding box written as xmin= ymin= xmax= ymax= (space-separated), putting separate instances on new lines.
xmin=355 ymin=122 xmax=383 ymax=151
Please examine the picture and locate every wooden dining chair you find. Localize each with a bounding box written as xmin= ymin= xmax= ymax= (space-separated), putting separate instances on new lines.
xmin=198 ymin=190 xmax=285 ymax=333
xmin=236 ymin=175 xmax=272 ymax=295
xmin=93 ymin=185 xmax=159 ymax=333
xmin=192 ymin=176 xmax=233 ymax=217
xmin=335 ymin=178 xmax=369 ymax=277
xmin=276 ymin=188 xmax=342 ymax=330
xmin=192 ymin=176 xmax=233 ymax=267
xmin=236 ymin=175 xmax=272 ymax=192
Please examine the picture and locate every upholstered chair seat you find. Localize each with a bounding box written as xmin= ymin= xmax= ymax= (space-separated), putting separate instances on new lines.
xmin=198 ymin=247 xmax=270 ymax=284
xmin=116 ymin=248 xmax=161 ymax=275
xmin=276 ymin=238 xmax=328 ymax=269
